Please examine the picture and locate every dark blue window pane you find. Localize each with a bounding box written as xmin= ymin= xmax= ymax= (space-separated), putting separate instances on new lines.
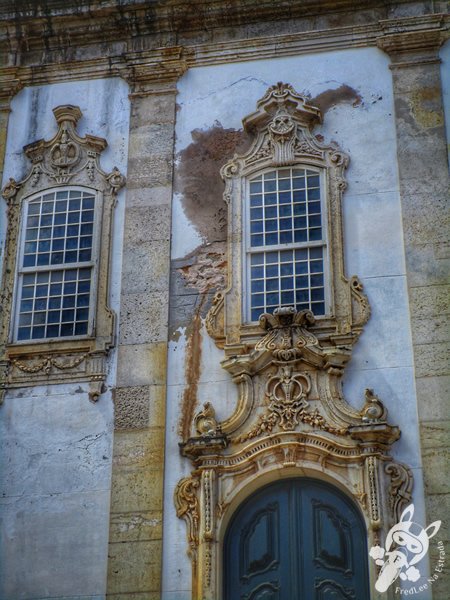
xmin=48 ymin=310 xmax=61 ymax=323
xmin=296 ymin=290 xmax=309 ymax=303
xmin=61 ymin=323 xmax=74 ymax=336
xmin=78 ymin=250 xmax=91 ymax=262
xmin=23 ymin=255 xmax=36 ymax=267
xmin=295 ymin=262 xmax=308 ymax=275
xmin=63 ymin=295 xmax=76 ymax=308
xmin=309 ymin=228 xmax=322 ymax=241
xmin=281 ymin=278 xmax=293 ymax=290
xmin=69 ymin=199 xmax=81 ymax=210
xmin=20 ymin=300 xmax=33 ymax=312
xmin=251 ymin=234 xmax=264 ymax=247
xmin=266 ymin=293 xmax=278 ymax=305
xmin=32 ymin=326 xmax=45 ymax=339
xmin=64 ymin=282 xmax=77 ymax=294
xmin=296 ymin=276 xmax=309 ymax=289
xmin=77 ymin=294 xmax=90 ymax=307
xmin=18 ymin=327 xmax=31 ymax=340
xmin=251 ymin=280 xmax=264 ymax=293
xmin=294 ymin=230 xmax=307 ymax=243
xmin=46 ymin=325 xmax=60 ymax=337
xmin=48 ymin=296 xmax=61 ymax=309
xmin=37 ymin=253 xmax=50 ymax=266
xmin=74 ymin=322 xmax=88 ymax=335
xmin=265 ymin=233 xmax=278 ymax=245
xmin=265 ymin=206 xmax=277 ymax=219
xmin=34 ymin=298 xmax=47 ymax=311
xmin=281 ymin=291 xmax=294 ymax=304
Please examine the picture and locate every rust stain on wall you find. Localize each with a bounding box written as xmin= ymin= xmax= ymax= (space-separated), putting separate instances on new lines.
xmin=179 ymin=296 xmax=205 ymax=441
xmin=310 ymin=84 xmax=362 ymax=113
xmin=176 ymin=123 xmax=251 ymax=242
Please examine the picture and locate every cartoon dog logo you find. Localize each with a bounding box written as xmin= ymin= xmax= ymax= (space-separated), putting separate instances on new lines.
xmin=369 ymin=504 xmax=441 ymax=592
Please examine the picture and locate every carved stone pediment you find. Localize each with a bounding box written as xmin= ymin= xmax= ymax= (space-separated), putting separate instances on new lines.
xmin=0 ymin=105 xmax=125 ymax=403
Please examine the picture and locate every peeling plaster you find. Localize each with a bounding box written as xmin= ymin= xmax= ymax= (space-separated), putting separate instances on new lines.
xmin=310 ymin=83 xmax=362 ymax=113
xmin=175 ymin=123 xmax=251 ymax=243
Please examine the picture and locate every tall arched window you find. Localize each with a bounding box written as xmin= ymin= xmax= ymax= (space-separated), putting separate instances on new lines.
xmin=1 ymin=105 xmax=125 ymax=400
xmin=246 ymin=167 xmax=328 ymax=322
xmin=15 ymin=187 xmax=99 ymax=341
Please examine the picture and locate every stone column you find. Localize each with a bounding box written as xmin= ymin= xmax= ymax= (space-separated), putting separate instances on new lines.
xmin=106 ymin=70 xmax=180 ymax=597
xmin=378 ymin=16 xmax=449 ymax=596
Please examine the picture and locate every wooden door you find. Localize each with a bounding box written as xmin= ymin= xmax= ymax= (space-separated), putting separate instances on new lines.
xmin=224 ymin=478 xmax=370 ymax=600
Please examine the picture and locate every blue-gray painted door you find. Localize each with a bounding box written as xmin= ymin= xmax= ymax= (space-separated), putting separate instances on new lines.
xmin=224 ymin=478 xmax=370 ymax=600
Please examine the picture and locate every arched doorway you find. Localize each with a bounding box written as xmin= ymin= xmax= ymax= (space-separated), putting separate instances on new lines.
xmin=223 ymin=478 xmax=370 ymax=600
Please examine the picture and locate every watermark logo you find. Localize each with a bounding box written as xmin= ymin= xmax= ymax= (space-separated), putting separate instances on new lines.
xmin=369 ymin=504 xmax=441 ymax=593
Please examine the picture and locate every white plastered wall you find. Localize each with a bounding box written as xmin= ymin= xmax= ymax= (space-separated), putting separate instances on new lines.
xmin=162 ymin=47 xmax=428 ymax=599
xmin=0 ymin=78 xmax=130 ymax=600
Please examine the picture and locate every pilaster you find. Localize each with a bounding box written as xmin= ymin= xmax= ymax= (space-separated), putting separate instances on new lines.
xmin=377 ymin=18 xmax=450 ymax=597
xmin=106 ymin=69 xmax=180 ymax=598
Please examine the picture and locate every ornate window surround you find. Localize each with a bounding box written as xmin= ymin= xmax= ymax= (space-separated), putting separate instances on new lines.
xmin=176 ymin=84 xmax=413 ymax=600
xmin=206 ymin=82 xmax=370 ymax=356
xmin=0 ymin=105 xmax=125 ymax=402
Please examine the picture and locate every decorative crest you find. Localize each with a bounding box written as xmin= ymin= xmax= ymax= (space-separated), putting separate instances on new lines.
xmin=255 ymin=307 xmax=318 ymax=361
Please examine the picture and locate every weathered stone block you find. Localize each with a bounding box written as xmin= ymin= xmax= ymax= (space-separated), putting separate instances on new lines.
xmin=416 ymin=376 xmax=450 ymax=421
xmin=409 ymin=285 xmax=450 ymax=317
xmin=412 ymin=314 xmax=450 ymax=346
xmin=117 ymin=343 xmax=168 ymax=387
xmin=422 ymin=448 xmax=450 ymax=495
xmin=119 ymin=291 xmax=170 ymax=345
xmin=125 ymin=185 xmax=172 ymax=209
xmin=111 ymin=429 xmax=165 ymax=469
xmin=127 ymin=156 xmax=173 ymax=188
xmin=121 ymin=242 xmax=171 ymax=294
xmin=110 ymin=467 xmax=164 ymax=513
xmin=114 ymin=386 xmax=151 ymax=430
xmin=128 ymin=124 xmax=175 ymax=157
xmin=405 ymin=243 xmax=450 ymax=288
xmin=124 ymin=205 xmax=172 ymax=244
xmin=107 ymin=539 xmax=162 ymax=594
xmin=109 ymin=510 xmax=162 ymax=543
xmin=420 ymin=420 xmax=450 ymax=449
xmin=130 ymin=94 xmax=176 ymax=129
xmin=414 ymin=341 xmax=450 ymax=378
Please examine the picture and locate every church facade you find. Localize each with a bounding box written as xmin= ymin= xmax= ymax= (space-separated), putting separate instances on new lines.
xmin=0 ymin=2 xmax=449 ymax=599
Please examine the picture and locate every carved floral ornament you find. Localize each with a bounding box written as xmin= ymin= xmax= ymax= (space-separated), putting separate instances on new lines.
xmin=0 ymin=105 xmax=125 ymax=403
xmin=176 ymin=84 xmax=413 ymax=600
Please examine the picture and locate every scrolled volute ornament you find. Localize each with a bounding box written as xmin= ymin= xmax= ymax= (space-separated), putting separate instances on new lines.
xmin=106 ymin=166 xmax=126 ymax=193
xmin=361 ymin=388 xmax=388 ymax=423
xmin=1 ymin=178 xmax=20 ymax=201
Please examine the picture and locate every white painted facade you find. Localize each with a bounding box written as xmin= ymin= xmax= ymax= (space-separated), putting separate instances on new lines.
xmin=0 ymin=78 xmax=130 ymax=600
xmin=163 ymin=47 xmax=428 ymax=598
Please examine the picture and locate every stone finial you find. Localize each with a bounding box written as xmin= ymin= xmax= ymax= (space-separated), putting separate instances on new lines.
xmin=52 ymin=105 xmax=82 ymax=126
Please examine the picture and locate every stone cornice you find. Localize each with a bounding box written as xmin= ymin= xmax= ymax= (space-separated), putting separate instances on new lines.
xmin=0 ymin=13 xmax=448 ymax=100
xmin=377 ymin=14 xmax=447 ymax=66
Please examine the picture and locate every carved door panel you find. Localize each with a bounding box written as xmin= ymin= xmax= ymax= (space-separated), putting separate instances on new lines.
xmin=224 ymin=479 xmax=369 ymax=600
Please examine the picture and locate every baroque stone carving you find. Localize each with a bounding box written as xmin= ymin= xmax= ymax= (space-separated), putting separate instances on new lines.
xmin=177 ymin=84 xmax=414 ymax=600
xmin=0 ymin=105 xmax=125 ymax=403
xmin=385 ymin=461 xmax=414 ymax=524
xmin=174 ymin=475 xmax=200 ymax=558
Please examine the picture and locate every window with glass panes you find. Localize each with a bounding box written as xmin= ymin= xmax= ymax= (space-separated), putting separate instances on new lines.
xmin=247 ymin=168 xmax=327 ymax=322
xmin=15 ymin=188 xmax=96 ymax=341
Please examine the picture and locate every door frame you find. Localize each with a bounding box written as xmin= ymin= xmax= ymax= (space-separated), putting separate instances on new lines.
xmin=221 ymin=472 xmax=371 ymax=600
